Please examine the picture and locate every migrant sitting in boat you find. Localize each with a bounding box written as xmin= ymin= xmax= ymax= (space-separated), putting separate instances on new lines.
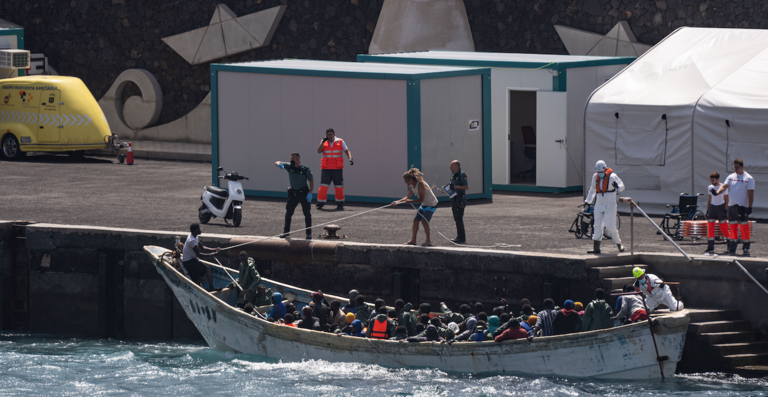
xmin=216 ymin=269 xmax=674 ymax=345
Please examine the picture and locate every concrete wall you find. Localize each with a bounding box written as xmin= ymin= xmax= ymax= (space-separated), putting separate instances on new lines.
xmin=0 ymin=222 xmax=211 ymax=340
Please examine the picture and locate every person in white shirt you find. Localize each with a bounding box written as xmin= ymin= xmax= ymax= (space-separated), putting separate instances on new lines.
xmin=714 ymin=159 xmax=755 ymax=256
xmin=584 ymin=160 xmax=625 ymax=254
xmin=704 ymin=171 xmax=730 ymax=255
xmin=182 ymin=223 xmax=220 ymax=289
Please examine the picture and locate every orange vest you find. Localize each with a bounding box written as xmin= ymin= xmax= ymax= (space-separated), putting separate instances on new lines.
xmin=321 ymin=139 xmax=345 ymax=170
xmin=595 ymin=168 xmax=614 ymax=193
xmin=370 ymin=318 xmax=389 ymax=339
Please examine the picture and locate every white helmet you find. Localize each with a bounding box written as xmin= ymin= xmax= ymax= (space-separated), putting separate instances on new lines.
xmin=595 ymin=160 xmax=607 ymax=172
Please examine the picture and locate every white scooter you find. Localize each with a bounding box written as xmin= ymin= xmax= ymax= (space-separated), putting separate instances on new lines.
xmin=199 ymin=166 xmax=248 ymax=227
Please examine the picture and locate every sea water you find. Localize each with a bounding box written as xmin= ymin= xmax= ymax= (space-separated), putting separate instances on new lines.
xmin=1 ymin=334 xmax=766 ymax=396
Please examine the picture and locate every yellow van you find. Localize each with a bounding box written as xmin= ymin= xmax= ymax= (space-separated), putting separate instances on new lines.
xmin=1 ymin=75 xmax=119 ymax=159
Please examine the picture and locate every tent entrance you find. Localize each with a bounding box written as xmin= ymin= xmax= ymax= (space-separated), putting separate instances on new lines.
xmin=507 ymin=90 xmax=537 ymax=185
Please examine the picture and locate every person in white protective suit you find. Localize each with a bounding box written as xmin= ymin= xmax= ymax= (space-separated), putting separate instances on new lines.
xmin=632 ymin=267 xmax=684 ymax=312
xmin=584 ymin=160 xmax=625 ymax=254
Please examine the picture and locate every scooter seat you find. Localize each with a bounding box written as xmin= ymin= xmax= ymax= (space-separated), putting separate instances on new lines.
xmin=205 ymin=186 xmax=229 ymax=197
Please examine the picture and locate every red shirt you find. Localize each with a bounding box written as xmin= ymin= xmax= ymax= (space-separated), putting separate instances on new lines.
xmin=494 ymin=326 xmax=528 ymax=342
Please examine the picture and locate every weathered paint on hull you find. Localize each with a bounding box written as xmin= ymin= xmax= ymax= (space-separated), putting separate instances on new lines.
xmin=145 ymin=246 xmax=688 ymax=379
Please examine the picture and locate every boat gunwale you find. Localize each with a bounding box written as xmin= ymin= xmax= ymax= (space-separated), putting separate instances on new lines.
xmin=145 ymin=245 xmax=689 ymax=356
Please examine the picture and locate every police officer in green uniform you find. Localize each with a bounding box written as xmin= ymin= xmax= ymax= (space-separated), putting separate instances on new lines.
xmin=449 ymin=160 xmax=468 ymax=244
xmin=274 ymin=153 xmax=314 ymax=239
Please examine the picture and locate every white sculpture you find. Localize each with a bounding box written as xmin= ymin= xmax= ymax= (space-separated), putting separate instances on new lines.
xmin=162 ymin=4 xmax=286 ymax=65
xmin=369 ymin=0 xmax=474 ymax=54
xmin=555 ymin=22 xmax=652 ymax=57
xmin=98 ymin=69 xmax=211 ymax=144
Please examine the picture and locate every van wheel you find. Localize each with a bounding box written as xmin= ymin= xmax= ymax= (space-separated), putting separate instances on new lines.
xmin=69 ymin=150 xmax=86 ymax=158
xmin=1 ymin=135 xmax=25 ymax=160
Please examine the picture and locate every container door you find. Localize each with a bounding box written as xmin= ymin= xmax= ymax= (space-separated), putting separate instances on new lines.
xmin=535 ymin=92 xmax=568 ymax=188
xmin=38 ymin=90 xmax=61 ymax=142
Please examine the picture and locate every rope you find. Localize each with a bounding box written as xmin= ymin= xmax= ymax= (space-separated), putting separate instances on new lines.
xmin=221 ymin=203 xmax=394 ymax=252
xmin=563 ymin=140 xmax=583 ymax=183
xmin=213 ymin=257 xmax=242 ymax=291
xmin=408 ymin=202 xmax=520 ymax=249
xmin=412 ymin=177 xmax=520 ymax=249
xmin=219 ymin=172 xmax=521 ymax=252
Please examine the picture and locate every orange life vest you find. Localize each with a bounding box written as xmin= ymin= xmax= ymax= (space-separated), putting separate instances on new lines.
xmin=321 ymin=139 xmax=345 ymax=170
xmin=370 ymin=318 xmax=389 ymax=339
xmin=595 ymin=168 xmax=614 ymax=194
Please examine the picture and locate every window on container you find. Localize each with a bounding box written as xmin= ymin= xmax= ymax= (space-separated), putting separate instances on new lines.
xmin=614 ymin=111 xmax=668 ymax=166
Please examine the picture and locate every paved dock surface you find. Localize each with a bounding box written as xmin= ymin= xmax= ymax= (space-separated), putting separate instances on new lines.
xmin=1 ymin=154 xmax=763 ymax=258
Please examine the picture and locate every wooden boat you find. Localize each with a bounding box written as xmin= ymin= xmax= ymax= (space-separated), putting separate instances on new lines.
xmin=145 ymin=245 xmax=690 ymax=379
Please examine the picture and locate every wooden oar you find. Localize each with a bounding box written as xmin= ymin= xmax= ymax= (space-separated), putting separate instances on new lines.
xmin=212 ymin=258 xmax=268 ymax=320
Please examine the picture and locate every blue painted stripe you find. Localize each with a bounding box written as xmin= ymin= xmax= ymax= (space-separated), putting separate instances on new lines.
xmin=481 ymin=73 xmax=492 ymax=199
xmin=210 ymin=70 xmax=219 ymax=186
xmin=0 ymin=28 xmax=25 ymax=76
xmin=406 ymin=79 xmax=421 ymax=171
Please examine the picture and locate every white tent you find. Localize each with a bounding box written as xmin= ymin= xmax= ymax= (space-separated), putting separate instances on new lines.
xmin=585 ymin=27 xmax=768 ymax=218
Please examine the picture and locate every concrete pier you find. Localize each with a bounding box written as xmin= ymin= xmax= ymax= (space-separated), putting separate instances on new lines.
xmin=1 ymin=221 xmax=767 ymax=372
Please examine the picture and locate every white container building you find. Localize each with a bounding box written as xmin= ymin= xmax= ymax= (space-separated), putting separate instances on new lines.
xmin=358 ymin=51 xmax=634 ymax=193
xmin=210 ymin=60 xmax=492 ymax=203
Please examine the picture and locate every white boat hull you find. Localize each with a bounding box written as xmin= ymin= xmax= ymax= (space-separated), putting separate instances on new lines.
xmin=145 ymin=246 xmax=689 ymax=379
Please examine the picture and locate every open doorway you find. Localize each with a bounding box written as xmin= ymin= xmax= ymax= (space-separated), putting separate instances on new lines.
xmin=508 ymin=90 xmax=537 ymax=184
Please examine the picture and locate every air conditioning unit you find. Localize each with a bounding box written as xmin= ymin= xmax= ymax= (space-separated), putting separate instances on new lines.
xmin=0 ymin=49 xmax=31 ymax=69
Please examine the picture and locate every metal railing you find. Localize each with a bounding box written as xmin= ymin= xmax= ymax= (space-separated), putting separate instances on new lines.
xmin=619 ymin=197 xmax=691 ymax=261
xmin=619 ymin=197 xmax=768 ymax=298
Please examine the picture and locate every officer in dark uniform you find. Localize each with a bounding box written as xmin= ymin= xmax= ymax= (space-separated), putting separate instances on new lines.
xmin=449 ymin=160 xmax=468 ymax=244
xmin=274 ymin=153 xmax=314 ymax=239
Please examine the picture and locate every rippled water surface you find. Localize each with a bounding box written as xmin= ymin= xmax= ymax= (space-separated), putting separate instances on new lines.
xmin=1 ymin=334 xmax=766 ymax=396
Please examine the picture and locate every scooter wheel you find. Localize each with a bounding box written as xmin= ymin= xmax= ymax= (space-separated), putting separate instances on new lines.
xmin=232 ymin=208 xmax=242 ymax=227
xmin=199 ymin=210 xmax=212 ymax=224
xmin=117 ymin=154 xmax=125 ymax=164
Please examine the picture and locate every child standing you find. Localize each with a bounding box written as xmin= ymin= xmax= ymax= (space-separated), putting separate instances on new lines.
xmin=705 ymin=172 xmax=729 ymax=255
